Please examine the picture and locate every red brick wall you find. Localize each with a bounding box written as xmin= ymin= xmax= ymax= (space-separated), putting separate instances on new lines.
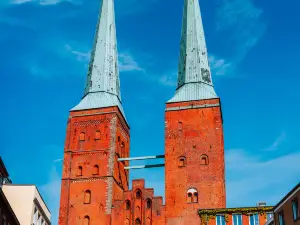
xmin=165 ymin=98 xmax=226 ymax=225
xmin=111 ymin=179 xmax=165 ymax=225
xmin=274 ymin=187 xmax=300 ymax=225
xmin=58 ymin=107 xmax=130 ymax=225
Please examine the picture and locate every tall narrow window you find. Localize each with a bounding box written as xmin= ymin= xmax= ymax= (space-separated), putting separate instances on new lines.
xmin=200 ymin=155 xmax=209 ymax=165
xmin=278 ymin=211 xmax=284 ymax=225
xmin=77 ymin=166 xmax=83 ymax=176
xmin=93 ymin=165 xmax=99 ymax=175
xmin=125 ymin=200 xmax=131 ymax=210
xmin=95 ymin=130 xmax=101 ymax=140
xmin=193 ymin=192 xmax=198 ymax=203
xmin=249 ymin=213 xmax=259 ymax=225
xmin=84 ymin=190 xmax=91 ymax=204
xmin=146 ymin=199 xmax=152 ymax=209
xmin=216 ymin=215 xmax=226 ymax=225
xmin=80 ymin=132 xmax=85 ymax=141
xmin=232 ymin=214 xmax=242 ymax=225
xmin=292 ymin=199 xmax=299 ymax=220
xmin=135 ymin=218 xmax=141 ymax=225
xmin=178 ymin=156 xmax=186 ymax=167
xmin=187 ymin=193 xmax=192 ymax=203
xmin=136 ymin=190 xmax=141 ymax=199
xmin=83 ymin=216 xmax=90 ymax=225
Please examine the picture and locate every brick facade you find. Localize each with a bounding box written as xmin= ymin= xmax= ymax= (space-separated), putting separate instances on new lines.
xmin=165 ymin=98 xmax=226 ymax=225
xmin=273 ymin=184 xmax=300 ymax=225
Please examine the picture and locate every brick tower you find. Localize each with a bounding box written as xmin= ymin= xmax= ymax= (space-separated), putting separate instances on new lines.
xmin=165 ymin=0 xmax=226 ymax=224
xmin=58 ymin=0 xmax=130 ymax=224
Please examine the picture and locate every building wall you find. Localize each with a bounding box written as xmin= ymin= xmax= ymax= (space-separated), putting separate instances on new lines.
xmin=274 ymin=187 xmax=300 ymax=225
xmin=2 ymin=185 xmax=51 ymax=225
xmin=2 ymin=185 xmax=35 ymax=224
xmin=165 ymin=98 xmax=226 ymax=225
xmin=111 ymin=179 xmax=165 ymax=225
xmin=58 ymin=107 xmax=130 ymax=225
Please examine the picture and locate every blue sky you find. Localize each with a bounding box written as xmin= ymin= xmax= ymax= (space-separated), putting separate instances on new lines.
xmin=1 ymin=0 xmax=300 ymax=223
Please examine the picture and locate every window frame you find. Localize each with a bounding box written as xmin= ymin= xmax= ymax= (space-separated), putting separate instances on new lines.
xmin=278 ymin=210 xmax=284 ymax=225
xmin=232 ymin=214 xmax=242 ymax=225
xmin=292 ymin=198 xmax=300 ymax=221
xmin=216 ymin=215 xmax=226 ymax=225
xmin=249 ymin=213 xmax=259 ymax=225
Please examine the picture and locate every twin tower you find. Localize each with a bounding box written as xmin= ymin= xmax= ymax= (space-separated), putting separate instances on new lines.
xmin=58 ymin=0 xmax=226 ymax=224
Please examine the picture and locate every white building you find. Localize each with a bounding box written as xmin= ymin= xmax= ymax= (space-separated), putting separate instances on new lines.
xmin=2 ymin=184 xmax=51 ymax=225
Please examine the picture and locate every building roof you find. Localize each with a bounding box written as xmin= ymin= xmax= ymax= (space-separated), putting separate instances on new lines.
xmin=0 ymin=157 xmax=9 ymax=178
xmin=168 ymin=0 xmax=217 ymax=103
xmin=274 ymin=182 xmax=300 ymax=212
xmin=71 ymin=0 xmax=127 ymax=122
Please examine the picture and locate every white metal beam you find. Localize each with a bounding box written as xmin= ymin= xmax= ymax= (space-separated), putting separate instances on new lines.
xmin=124 ymin=164 xmax=165 ymax=170
xmin=118 ymin=155 xmax=165 ymax=162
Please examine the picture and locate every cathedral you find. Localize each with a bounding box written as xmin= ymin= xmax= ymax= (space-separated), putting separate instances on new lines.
xmin=58 ymin=0 xmax=273 ymax=225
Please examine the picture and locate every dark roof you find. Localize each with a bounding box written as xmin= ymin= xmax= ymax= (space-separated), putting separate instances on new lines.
xmin=0 ymin=157 xmax=9 ymax=177
xmin=274 ymin=182 xmax=300 ymax=211
xmin=0 ymin=188 xmax=20 ymax=225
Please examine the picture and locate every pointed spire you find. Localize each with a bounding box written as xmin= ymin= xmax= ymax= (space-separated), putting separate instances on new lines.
xmin=168 ymin=0 xmax=217 ymax=103
xmin=71 ymin=0 xmax=126 ymax=121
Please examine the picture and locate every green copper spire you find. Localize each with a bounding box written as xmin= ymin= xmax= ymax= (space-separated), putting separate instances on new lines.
xmin=71 ymin=0 xmax=126 ymax=122
xmin=168 ymin=0 xmax=217 ymax=103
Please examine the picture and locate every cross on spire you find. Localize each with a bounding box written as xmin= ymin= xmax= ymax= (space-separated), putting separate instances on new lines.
xmin=71 ymin=0 xmax=126 ymax=121
xmin=168 ymin=0 xmax=218 ymax=103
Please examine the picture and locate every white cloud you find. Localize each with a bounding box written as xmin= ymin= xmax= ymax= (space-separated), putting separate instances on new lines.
xmin=65 ymin=44 xmax=90 ymax=62
xmin=226 ymin=148 xmax=300 ymax=207
xmin=119 ymin=52 xmax=144 ymax=73
xmin=40 ymin=160 xmax=62 ymax=225
xmin=209 ymin=55 xmax=232 ymax=76
xmin=158 ymin=73 xmax=177 ymax=87
xmin=214 ymin=0 xmax=266 ymax=74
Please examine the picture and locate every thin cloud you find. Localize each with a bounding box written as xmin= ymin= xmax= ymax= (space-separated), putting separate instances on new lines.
xmin=209 ymin=55 xmax=232 ymax=76
xmin=264 ymin=132 xmax=286 ymax=151
xmin=226 ymin=148 xmax=300 ymax=207
xmin=213 ymin=0 xmax=266 ymax=75
xmin=119 ymin=52 xmax=144 ymax=73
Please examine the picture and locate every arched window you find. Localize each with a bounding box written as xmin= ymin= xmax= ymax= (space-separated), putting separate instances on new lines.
xmin=125 ymin=200 xmax=131 ymax=210
xmin=77 ymin=166 xmax=83 ymax=176
xmin=136 ymin=190 xmax=141 ymax=199
xmin=200 ymin=154 xmax=209 ymax=165
xmin=93 ymin=165 xmax=99 ymax=175
xmin=187 ymin=188 xmax=198 ymax=203
xmin=135 ymin=218 xmax=141 ymax=225
xmin=95 ymin=130 xmax=101 ymax=140
xmin=80 ymin=132 xmax=85 ymax=141
xmin=178 ymin=156 xmax=186 ymax=167
xmin=83 ymin=216 xmax=90 ymax=225
xmin=84 ymin=190 xmax=91 ymax=204
xmin=146 ymin=199 xmax=152 ymax=209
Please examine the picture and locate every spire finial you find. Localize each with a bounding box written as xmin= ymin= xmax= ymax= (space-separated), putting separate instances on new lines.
xmin=168 ymin=0 xmax=217 ymax=103
xmin=71 ymin=0 xmax=126 ymax=121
